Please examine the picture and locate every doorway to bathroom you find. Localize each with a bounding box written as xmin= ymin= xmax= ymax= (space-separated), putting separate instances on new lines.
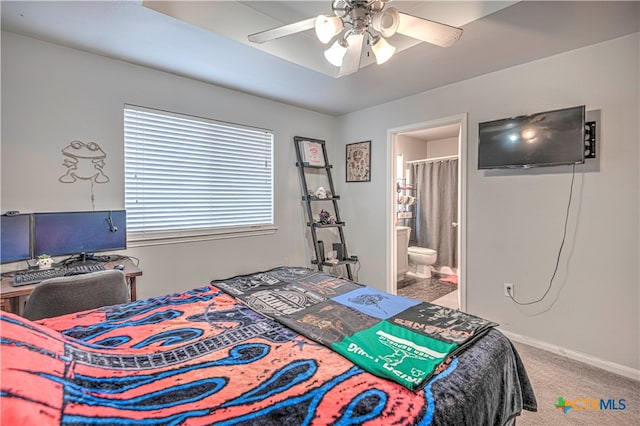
xmin=387 ymin=114 xmax=467 ymax=311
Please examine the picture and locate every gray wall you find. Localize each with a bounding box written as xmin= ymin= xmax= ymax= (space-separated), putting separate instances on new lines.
xmin=337 ymin=33 xmax=639 ymax=374
xmin=1 ymin=32 xmax=337 ymax=299
xmin=2 ymin=30 xmax=638 ymax=377
xmin=426 ymin=137 xmax=458 ymax=159
xmin=397 ymin=134 xmax=430 ymax=163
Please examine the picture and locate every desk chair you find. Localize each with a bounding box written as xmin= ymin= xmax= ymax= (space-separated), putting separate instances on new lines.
xmin=23 ymin=269 xmax=129 ymax=321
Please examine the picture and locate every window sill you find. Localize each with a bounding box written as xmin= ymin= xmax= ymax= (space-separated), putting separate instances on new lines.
xmin=127 ymin=225 xmax=277 ymax=248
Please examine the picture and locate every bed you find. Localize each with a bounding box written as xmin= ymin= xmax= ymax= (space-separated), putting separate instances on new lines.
xmin=1 ymin=266 xmax=536 ymax=425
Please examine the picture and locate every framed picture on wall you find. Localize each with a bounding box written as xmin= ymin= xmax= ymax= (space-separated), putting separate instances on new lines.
xmin=301 ymin=140 xmax=325 ymax=166
xmin=346 ymin=141 xmax=371 ymax=182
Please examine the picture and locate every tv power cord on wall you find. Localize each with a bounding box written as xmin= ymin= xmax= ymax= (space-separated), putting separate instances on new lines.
xmin=508 ymin=163 xmax=576 ymax=306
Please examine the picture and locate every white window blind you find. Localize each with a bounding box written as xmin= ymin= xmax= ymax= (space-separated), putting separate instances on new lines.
xmin=124 ymin=105 xmax=274 ymax=243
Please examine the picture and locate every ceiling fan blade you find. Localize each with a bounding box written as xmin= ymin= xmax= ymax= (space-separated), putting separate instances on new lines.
xmin=248 ymin=17 xmax=316 ymax=44
xmin=397 ymin=12 xmax=462 ymax=48
xmin=338 ymin=34 xmax=364 ymax=77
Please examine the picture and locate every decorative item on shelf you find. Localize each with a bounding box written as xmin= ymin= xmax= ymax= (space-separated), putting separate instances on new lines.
xmin=307 ymin=189 xmax=317 ymax=200
xmin=37 ymin=254 xmax=53 ymax=269
xmin=318 ymin=209 xmax=336 ymax=225
xmin=301 ymin=140 xmax=325 ymax=166
xmin=346 ymin=140 xmax=371 ymax=182
xmin=397 ymin=195 xmax=416 ymax=205
xmin=326 ymin=250 xmax=338 ymax=260
xmin=313 ymin=186 xmax=333 ymax=199
xmin=316 ymin=186 xmax=327 ymax=199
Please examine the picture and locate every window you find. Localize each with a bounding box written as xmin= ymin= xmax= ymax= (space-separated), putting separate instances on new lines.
xmin=124 ymin=105 xmax=274 ymax=245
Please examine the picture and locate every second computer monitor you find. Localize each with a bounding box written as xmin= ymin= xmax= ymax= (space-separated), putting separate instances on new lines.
xmin=33 ymin=210 xmax=126 ymax=258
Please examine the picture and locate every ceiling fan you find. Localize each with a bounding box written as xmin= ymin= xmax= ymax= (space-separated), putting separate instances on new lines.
xmin=248 ymin=0 xmax=463 ymax=77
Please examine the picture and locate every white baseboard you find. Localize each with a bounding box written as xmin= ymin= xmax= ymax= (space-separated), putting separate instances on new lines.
xmin=499 ymin=329 xmax=640 ymax=382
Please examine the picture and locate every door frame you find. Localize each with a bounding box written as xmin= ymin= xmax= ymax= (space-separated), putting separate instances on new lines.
xmin=386 ymin=113 xmax=468 ymax=311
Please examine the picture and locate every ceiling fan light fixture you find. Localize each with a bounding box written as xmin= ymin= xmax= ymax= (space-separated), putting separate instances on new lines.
xmin=371 ymin=7 xmax=399 ymax=38
xmin=315 ymin=15 xmax=344 ymax=44
xmin=371 ymin=35 xmax=395 ymax=64
xmin=324 ymin=38 xmax=348 ymax=67
xmin=247 ymin=1 xmax=463 ymax=75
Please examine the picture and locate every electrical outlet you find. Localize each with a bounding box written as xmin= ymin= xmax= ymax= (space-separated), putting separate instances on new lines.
xmin=504 ymin=283 xmax=514 ymax=298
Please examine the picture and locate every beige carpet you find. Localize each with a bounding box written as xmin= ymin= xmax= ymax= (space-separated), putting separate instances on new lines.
xmin=398 ymin=277 xmax=639 ymax=425
xmin=513 ymin=340 xmax=639 ymax=425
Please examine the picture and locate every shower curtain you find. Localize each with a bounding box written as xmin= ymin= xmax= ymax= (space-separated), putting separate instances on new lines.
xmin=410 ymin=158 xmax=458 ymax=269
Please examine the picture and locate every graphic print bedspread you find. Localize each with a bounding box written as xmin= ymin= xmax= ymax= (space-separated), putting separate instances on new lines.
xmin=213 ymin=267 xmax=497 ymax=390
xmin=1 ymin=267 xmax=536 ymax=425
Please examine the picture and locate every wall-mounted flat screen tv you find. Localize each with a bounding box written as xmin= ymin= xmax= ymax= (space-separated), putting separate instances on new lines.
xmin=34 ymin=210 xmax=126 ymax=257
xmin=1 ymin=214 xmax=32 ymax=264
xmin=478 ymin=105 xmax=585 ymax=169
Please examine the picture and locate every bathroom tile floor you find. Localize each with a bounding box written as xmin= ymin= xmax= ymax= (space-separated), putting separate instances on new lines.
xmin=398 ymin=274 xmax=459 ymax=309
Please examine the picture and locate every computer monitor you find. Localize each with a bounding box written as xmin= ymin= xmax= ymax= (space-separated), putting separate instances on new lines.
xmin=1 ymin=214 xmax=32 ymax=264
xmin=33 ymin=210 xmax=126 ymax=258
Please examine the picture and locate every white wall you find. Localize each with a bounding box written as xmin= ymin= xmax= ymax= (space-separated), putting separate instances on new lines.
xmin=1 ymin=32 xmax=337 ymax=299
xmin=2 ymin=30 xmax=638 ymax=376
xmin=337 ymin=34 xmax=639 ymax=373
xmin=397 ymin=135 xmax=429 ymax=163
xmin=426 ymin=137 xmax=457 ymax=158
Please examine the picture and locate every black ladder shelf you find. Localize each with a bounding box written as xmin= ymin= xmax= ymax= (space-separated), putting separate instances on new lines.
xmin=294 ymin=136 xmax=357 ymax=280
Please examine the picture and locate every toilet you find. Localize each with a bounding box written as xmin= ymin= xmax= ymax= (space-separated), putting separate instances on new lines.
xmin=408 ymin=246 xmax=437 ymax=278
xmin=397 ymin=225 xmax=438 ymax=279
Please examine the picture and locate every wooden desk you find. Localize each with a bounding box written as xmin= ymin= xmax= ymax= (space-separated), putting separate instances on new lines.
xmin=0 ymin=259 xmax=142 ymax=315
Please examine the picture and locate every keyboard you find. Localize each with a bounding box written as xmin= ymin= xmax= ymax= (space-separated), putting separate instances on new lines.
xmin=64 ymin=264 xmax=106 ymax=276
xmin=12 ymin=264 xmax=106 ymax=287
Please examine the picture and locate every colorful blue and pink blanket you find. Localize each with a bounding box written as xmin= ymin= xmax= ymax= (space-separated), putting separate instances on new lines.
xmin=1 ymin=267 xmax=536 ymax=425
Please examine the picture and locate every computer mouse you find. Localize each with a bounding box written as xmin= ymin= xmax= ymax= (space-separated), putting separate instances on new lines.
xmin=113 ymin=264 xmax=125 ymax=270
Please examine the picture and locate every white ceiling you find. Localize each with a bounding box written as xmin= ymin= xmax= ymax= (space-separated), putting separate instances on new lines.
xmin=142 ymin=1 xmax=517 ymax=78
xmin=1 ymin=1 xmax=638 ymax=116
